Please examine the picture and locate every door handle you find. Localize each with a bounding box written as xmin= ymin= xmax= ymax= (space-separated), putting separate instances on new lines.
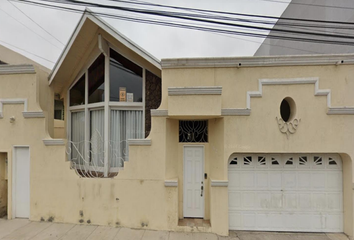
xmin=200 ymin=186 xmax=204 ymax=197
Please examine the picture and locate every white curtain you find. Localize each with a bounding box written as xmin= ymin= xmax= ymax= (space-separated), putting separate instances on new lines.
xmin=110 ymin=110 xmax=143 ymax=167
xmin=71 ymin=111 xmax=85 ymax=165
xmin=90 ymin=109 xmax=105 ymax=167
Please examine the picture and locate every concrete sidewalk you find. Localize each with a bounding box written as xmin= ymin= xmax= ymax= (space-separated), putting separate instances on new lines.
xmin=0 ymin=218 xmax=349 ymax=240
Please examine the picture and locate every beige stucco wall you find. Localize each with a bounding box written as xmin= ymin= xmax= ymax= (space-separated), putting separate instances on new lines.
xmin=2 ymin=39 xmax=354 ymax=237
xmin=0 ymin=69 xmax=179 ymax=232
xmin=159 ymin=64 xmax=354 ymax=236
xmin=54 ymin=120 xmax=65 ymax=139
xmin=0 ymin=44 xmax=55 ymax=138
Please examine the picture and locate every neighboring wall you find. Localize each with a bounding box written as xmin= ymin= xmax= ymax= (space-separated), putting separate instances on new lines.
xmin=0 ymin=45 xmax=55 ymax=138
xmin=255 ymin=0 xmax=354 ymax=56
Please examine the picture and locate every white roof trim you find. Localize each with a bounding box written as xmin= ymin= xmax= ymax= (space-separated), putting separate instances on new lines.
xmin=161 ymin=54 xmax=354 ymax=69
xmin=48 ymin=12 xmax=87 ymax=85
xmin=49 ymin=8 xmax=160 ymax=85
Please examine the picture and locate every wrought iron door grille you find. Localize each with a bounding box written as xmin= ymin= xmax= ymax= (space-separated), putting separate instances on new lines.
xmin=179 ymin=120 xmax=208 ymax=142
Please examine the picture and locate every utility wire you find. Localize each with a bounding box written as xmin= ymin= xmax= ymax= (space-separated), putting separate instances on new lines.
xmin=254 ymin=0 xmax=354 ymax=11
xmin=105 ymin=0 xmax=354 ymax=25
xmin=13 ymin=0 xmax=354 ymax=46
xmin=0 ymin=6 xmax=62 ymax=49
xmin=125 ymin=0 xmax=354 ymax=30
xmin=31 ymin=0 xmax=354 ymax=40
xmin=8 ymin=0 xmax=65 ymax=46
xmin=14 ymin=0 xmax=354 ymax=31
xmin=0 ymin=39 xmax=56 ymax=63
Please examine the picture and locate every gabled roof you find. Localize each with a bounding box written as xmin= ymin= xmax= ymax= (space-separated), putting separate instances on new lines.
xmin=49 ymin=8 xmax=161 ymax=87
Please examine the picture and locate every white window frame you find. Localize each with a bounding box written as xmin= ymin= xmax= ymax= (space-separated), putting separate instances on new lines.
xmin=67 ymin=45 xmax=146 ymax=177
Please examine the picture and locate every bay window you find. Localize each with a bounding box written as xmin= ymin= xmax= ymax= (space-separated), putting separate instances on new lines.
xmin=68 ymin=49 xmax=144 ymax=177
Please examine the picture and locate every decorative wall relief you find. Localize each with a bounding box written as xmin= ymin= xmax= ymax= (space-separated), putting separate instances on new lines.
xmin=276 ymin=117 xmax=301 ymax=138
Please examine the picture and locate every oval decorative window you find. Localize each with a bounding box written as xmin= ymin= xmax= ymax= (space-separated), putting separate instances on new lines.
xmin=280 ymin=97 xmax=296 ymax=122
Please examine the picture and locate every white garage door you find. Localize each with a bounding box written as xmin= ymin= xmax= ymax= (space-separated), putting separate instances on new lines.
xmin=228 ymin=154 xmax=343 ymax=232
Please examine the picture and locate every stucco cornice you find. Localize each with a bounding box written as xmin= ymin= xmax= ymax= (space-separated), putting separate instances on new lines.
xmin=221 ymin=109 xmax=251 ymax=116
xmin=211 ymin=180 xmax=228 ymax=187
xmin=0 ymin=65 xmax=35 ymax=75
xmin=151 ymin=109 xmax=168 ymax=117
xmin=165 ymin=179 xmax=178 ymax=187
xmin=43 ymin=139 xmax=65 ymax=146
xmin=327 ymin=107 xmax=354 ymax=115
xmin=229 ymin=77 xmax=354 ymax=116
xmin=168 ymin=86 xmax=222 ymax=96
xmin=161 ymin=54 xmax=354 ymax=69
xmin=128 ymin=139 xmax=151 ymax=146
xmin=22 ymin=111 xmax=45 ymax=118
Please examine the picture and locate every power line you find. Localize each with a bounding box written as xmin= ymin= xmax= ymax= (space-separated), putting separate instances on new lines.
xmin=0 ymin=6 xmax=62 ymax=49
xmin=0 ymin=39 xmax=56 ymax=63
xmin=8 ymin=0 xmax=65 ymax=46
xmin=13 ymin=0 xmax=354 ymax=46
xmin=125 ymin=0 xmax=354 ymax=39
xmin=254 ymin=0 xmax=354 ymax=11
xmin=19 ymin=0 xmax=354 ymax=41
xmin=101 ymin=0 xmax=354 ymax=30
xmin=105 ymin=0 xmax=354 ymax=24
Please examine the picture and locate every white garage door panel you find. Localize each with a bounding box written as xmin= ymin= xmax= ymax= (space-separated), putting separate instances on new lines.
xmin=228 ymin=154 xmax=343 ymax=232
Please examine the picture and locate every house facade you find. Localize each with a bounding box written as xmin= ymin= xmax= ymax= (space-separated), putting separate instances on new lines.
xmin=0 ymin=11 xmax=354 ymax=237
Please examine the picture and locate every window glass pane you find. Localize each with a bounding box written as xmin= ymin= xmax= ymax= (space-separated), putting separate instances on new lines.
xmin=90 ymin=109 xmax=105 ymax=167
xmin=71 ymin=111 xmax=85 ymax=165
xmin=54 ymin=100 xmax=64 ymax=120
xmin=110 ymin=49 xmax=143 ymax=102
xmin=70 ymin=75 xmax=85 ymax=106
xmin=88 ymin=54 xmax=105 ymax=104
xmin=110 ymin=110 xmax=143 ymax=167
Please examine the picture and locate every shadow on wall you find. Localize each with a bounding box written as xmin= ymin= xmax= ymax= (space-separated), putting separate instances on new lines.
xmin=0 ymin=153 xmax=8 ymax=218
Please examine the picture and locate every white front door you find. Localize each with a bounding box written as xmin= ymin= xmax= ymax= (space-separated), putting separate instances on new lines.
xmin=13 ymin=147 xmax=30 ymax=218
xmin=183 ymin=146 xmax=204 ymax=218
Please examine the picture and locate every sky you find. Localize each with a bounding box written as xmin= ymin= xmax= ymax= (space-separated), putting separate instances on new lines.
xmin=0 ymin=0 xmax=291 ymax=69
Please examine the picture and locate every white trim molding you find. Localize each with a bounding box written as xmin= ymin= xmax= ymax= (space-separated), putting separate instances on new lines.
xmin=151 ymin=109 xmax=168 ymax=117
xmin=161 ymin=54 xmax=354 ymax=69
xmin=168 ymin=86 xmax=222 ymax=96
xmin=239 ymin=77 xmax=354 ymax=115
xmin=221 ymin=108 xmax=251 ymax=116
xmin=0 ymin=65 xmax=35 ymax=75
xmin=49 ymin=9 xmax=161 ymax=85
xmin=0 ymin=99 xmax=46 ymax=119
xmin=0 ymin=99 xmax=28 ymax=119
xmin=165 ymin=179 xmax=178 ymax=187
xmin=327 ymin=107 xmax=354 ymax=115
xmin=43 ymin=139 xmax=65 ymax=146
xmin=22 ymin=111 xmax=45 ymax=118
xmin=128 ymin=139 xmax=152 ymax=146
xmin=211 ymin=180 xmax=228 ymax=187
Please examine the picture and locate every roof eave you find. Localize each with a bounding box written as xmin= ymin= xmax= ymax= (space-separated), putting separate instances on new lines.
xmin=161 ymin=53 xmax=354 ymax=69
xmin=49 ymin=8 xmax=161 ymax=85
